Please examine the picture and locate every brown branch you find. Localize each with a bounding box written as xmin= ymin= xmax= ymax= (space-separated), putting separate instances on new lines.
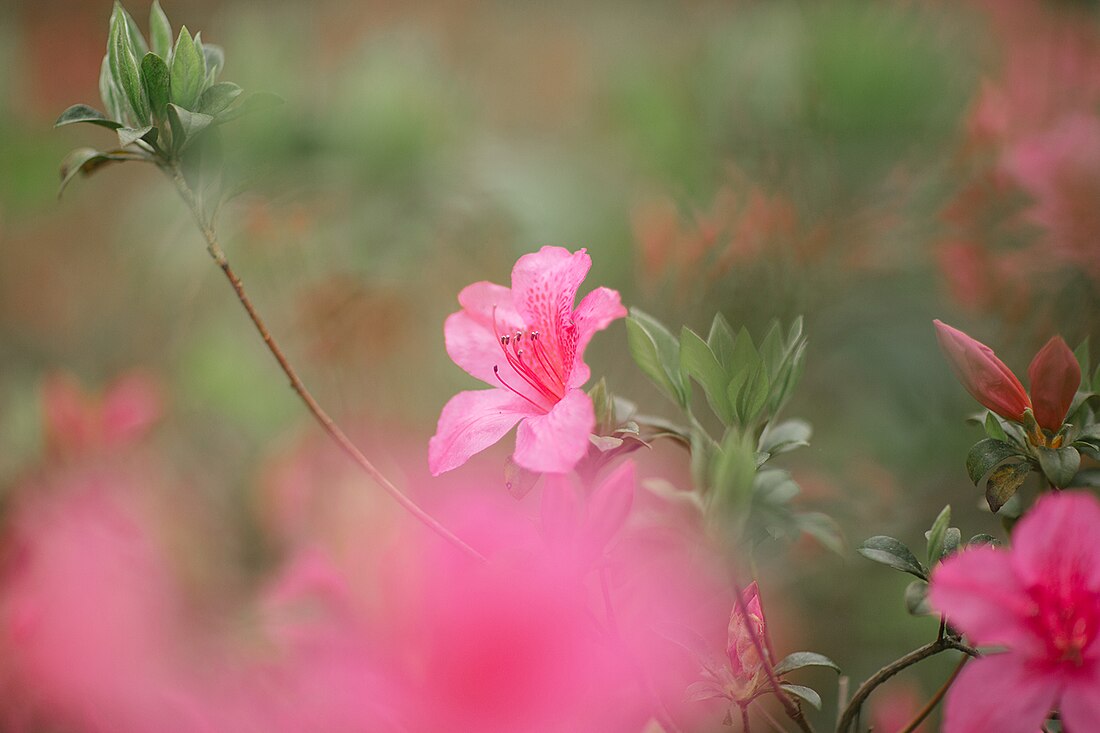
xmin=898 ymin=654 xmax=969 ymax=733
xmin=835 ymin=638 xmax=978 ymax=733
xmin=167 ymin=165 xmax=485 ymax=562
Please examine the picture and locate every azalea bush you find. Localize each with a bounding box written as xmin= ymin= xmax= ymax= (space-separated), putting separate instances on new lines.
xmin=1 ymin=1 xmax=1099 ymax=732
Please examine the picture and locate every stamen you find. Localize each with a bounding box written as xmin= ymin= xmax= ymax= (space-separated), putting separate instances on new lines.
xmin=494 ymin=366 xmax=544 ymax=411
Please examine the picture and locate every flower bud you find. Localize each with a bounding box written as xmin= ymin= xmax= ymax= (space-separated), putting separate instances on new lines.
xmin=726 ymin=582 xmax=769 ymax=701
xmin=934 ymin=320 xmax=1031 ymax=423
xmin=1027 ymin=335 xmax=1081 ymax=432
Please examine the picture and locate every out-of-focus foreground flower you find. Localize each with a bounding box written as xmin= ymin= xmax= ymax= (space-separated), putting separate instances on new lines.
xmin=928 ymin=491 xmax=1100 ymax=733
xmin=429 ymin=245 xmax=625 ymax=475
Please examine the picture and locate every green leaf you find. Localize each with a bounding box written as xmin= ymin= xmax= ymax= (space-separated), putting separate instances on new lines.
xmin=109 ymin=9 xmax=150 ymax=125
xmin=202 ymin=43 xmax=225 ymax=80
xmin=199 ymin=82 xmax=242 ymax=116
xmin=116 ymin=2 xmax=149 ymax=58
xmin=968 ymin=533 xmax=999 ymax=547
xmin=149 ymin=0 xmax=173 ymax=60
xmin=732 ymin=362 xmax=770 ymax=425
xmin=759 ymin=321 xmax=785 ymax=379
xmin=758 ymin=419 xmax=812 ymax=455
xmin=58 ymin=147 xmax=128 ymax=197
xmin=926 ymin=505 xmax=951 ymax=565
xmin=170 ymin=26 xmax=205 ymax=111
xmin=99 ymin=55 xmax=125 ymax=122
xmin=711 ymin=430 xmax=757 ymax=514
xmin=55 ymin=104 xmax=122 ymax=130
xmin=1075 ymin=338 xmax=1091 ymax=391
xmin=689 ymin=427 xmax=716 ymax=494
xmin=626 ymin=310 xmax=688 ymax=408
xmin=680 ymin=327 xmax=732 ymax=423
xmin=984 ymin=412 xmax=1008 ymax=442
xmin=166 ymin=103 xmax=213 ymax=153
xmin=1037 ymin=446 xmax=1081 ymax=488
xmin=857 ymin=536 xmax=927 ymax=579
xmin=985 ymin=462 xmax=1031 ymax=513
xmin=140 ymin=52 xmax=171 ymax=119
xmin=966 ymin=438 xmax=1023 ymax=485
xmin=796 ymin=512 xmax=844 ymax=555
xmin=707 ymin=313 xmax=736 ymax=370
xmin=779 ymin=683 xmax=821 ymax=710
xmin=905 ymin=580 xmax=933 ymax=616
xmin=116 ymin=125 xmax=154 ymax=147
xmin=942 ymin=527 xmax=961 ymax=557
xmin=773 ymin=652 xmax=841 ymax=676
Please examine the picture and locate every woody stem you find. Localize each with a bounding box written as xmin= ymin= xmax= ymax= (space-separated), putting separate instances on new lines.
xmin=166 ymin=164 xmax=485 ymax=563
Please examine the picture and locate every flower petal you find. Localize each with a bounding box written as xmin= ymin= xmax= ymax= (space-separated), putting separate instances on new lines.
xmin=1027 ymin=335 xmax=1081 ymax=432
xmin=567 ymin=286 xmax=627 ymax=389
xmin=583 ymin=460 xmax=635 ymax=553
xmin=429 ymin=389 xmax=535 ymax=476
xmin=1060 ymin=660 xmax=1100 ymax=733
xmin=934 ymin=320 xmax=1031 ymax=423
xmin=444 ymin=311 xmax=522 ymax=389
xmin=928 ymin=547 xmax=1038 ymax=651
xmin=1010 ymin=491 xmax=1100 ymax=592
xmin=513 ymin=389 xmax=594 ymax=474
xmin=941 ymin=654 xmax=1059 ymax=733
xmin=511 ymin=247 xmax=591 ymax=376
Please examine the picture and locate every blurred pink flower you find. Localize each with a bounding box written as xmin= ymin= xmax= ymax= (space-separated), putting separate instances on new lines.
xmin=429 ymin=246 xmax=625 ymax=475
xmin=928 ymin=491 xmax=1100 ymax=733
xmin=1004 ymin=115 xmax=1100 ymax=280
xmin=934 ymin=321 xmax=1080 ymax=433
xmin=42 ymin=370 xmax=163 ymax=458
xmin=540 ymin=460 xmax=635 ymax=574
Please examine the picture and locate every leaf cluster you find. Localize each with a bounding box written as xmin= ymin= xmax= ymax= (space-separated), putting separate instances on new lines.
xmin=55 ymin=2 xmax=281 ymax=196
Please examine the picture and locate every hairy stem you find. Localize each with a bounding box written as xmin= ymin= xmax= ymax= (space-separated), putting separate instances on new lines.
xmin=897 ymin=654 xmax=969 ymax=733
xmin=166 ymin=165 xmax=485 ymax=562
xmin=730 ymin=577 xmax=816 ymax=733
xmin=835 ymin=638 xmax=978 ymax=733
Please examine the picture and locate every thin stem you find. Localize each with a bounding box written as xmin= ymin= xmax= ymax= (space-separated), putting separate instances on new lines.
xmin=741 ymin=703 xmax=752 ymax=733
xmin=835 ymin=638 xmax=978 ymax=733
xmin=897 ymin=654 xmax=969 ymax=733
xmin=835 ymin=676 xmax=849 ymax=730
xmin=730 ymin=577 xmax=816 ymax=733
xmin=166 ymin=164 xmax=485 ymax=563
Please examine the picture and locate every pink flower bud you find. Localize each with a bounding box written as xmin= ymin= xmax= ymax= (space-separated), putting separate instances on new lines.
xmin=934 ymin=320 xmax=1032 ymax=423
xmin=726 ymin=582 xmax=769 ymax=700
xmin=1027 ymin=335 xmax=1081 ymax=432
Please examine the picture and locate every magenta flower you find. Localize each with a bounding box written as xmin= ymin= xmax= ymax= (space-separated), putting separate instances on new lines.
xmin=429 ymin=246 xmax=626 ymax=475
xmin=928 ymin=491 xmax=1100 ymax=733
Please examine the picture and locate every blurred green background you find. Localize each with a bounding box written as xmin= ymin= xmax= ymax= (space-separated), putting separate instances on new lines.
xmin=3 ymin=0 xmax=1100 ymax=728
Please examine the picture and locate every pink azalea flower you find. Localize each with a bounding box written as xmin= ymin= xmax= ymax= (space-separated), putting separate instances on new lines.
xmin=429 ymin=246 xmax=625 ymax=475
xmin=42 ymin=370 xmax=163 ymax=458
xmin=934 ymin=321 xmax=1081 ymax=432
xmin=928 ymin=491 xmax=1100 ymax=733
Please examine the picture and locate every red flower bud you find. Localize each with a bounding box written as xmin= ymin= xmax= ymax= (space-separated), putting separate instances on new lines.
xmin=1027 ymin=335 xmax=1081 ymax=432
xmin=934 ymin=320 xmax=1031 ymax=423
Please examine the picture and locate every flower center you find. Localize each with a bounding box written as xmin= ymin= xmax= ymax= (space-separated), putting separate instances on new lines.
xmin=491 ymin=315 xmax=566 ymax=411
xmin=1031 ymin=583 xmax=1099 ymax=667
